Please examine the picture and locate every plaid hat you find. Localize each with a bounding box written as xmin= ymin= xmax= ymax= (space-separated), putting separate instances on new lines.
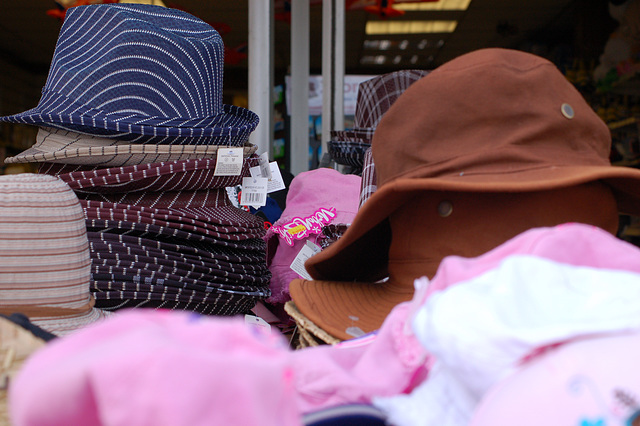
xmin=0 ymin=4 xmax=258 ymax=146
xmin=0 ymin=174 xmax=107 ymax=336
xmin=359 ymin=147 xmax=377 ymax=209
xmin=6 ymin=127 xmax=258 ymax=167
xmin=331 ymin=70 xmax=430 ymax=144
xmin=328 ymin=70 xmax=429 ymax=173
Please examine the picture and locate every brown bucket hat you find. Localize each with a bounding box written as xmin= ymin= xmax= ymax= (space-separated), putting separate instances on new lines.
xmin=289 ymin=48 xmax=640 ymax=341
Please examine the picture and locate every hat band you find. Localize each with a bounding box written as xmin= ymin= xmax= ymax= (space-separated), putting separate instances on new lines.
xmin=0 ymin=296 xmax=96 ymax=319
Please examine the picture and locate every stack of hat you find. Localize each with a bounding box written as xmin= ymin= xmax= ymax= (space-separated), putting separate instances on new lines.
xmin=328 ymin=70 xmax=429 ymax=175
xmin=0 ymin=4 xmax=270 ymax=316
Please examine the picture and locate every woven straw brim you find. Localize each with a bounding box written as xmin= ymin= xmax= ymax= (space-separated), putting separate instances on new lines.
xmin=0 ymin=317 xmax=47 ymax=426
xmin=284 ymin=301 xmax=340 ymax=348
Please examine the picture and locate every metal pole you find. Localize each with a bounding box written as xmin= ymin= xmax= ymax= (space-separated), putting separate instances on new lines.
xmin=290 ymin=0 xmax=310 ymax=175
xmin=248 ymin=0 xmax=274 ymax=158
xmin=321 ymin=0 xmax=345 ymax=163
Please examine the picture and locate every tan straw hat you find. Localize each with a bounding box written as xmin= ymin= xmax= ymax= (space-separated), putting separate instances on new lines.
xmin=290 ymin=48 xmax=640 ymax=341
xmin=0 ymin=316 xmax=47 ymax=426
xmin=0 ymin=173 xmax=108 ymax=336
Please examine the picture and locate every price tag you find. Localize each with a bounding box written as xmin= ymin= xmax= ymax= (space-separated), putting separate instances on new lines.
xmin=250 ymin=161 xmax=286 ymax=193
xmin=244 ymin=314 xmax=271 ymax=332
xmin=240 ymin=176 xmax=268 ymax=207
xmin=258 ymin=152 xmax=272 ymax=180
xmin=290 ymin=240 xmax=322 ymax=280
xmin=214 ymin=147 xmax=243 ymax=176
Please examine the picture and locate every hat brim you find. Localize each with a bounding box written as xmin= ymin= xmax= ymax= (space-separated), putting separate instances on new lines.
xmin=93 ymin=286 xmax=257 ymax=315
xmin=2 ymin=98 xmax=258 ymax=146
xmin=329 ymin=129 xmax=374 ymax=144
xmin=9 ymin=143 xmax=257 ymax=167
xmin=288 ymin=278 xmax=412 ymax=341
xmin=291 ymin=165 xmax=640 ymax=340
xmin=29 ymin=299 xmax=110 ymax=337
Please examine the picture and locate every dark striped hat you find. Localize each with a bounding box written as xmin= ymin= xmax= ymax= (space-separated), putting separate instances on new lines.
xmin=0 ymin=4 xmax=258 ymax=146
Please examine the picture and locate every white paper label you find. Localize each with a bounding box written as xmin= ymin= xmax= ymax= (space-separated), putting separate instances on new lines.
xmin=244 ymin=314 xmax=271 ymax=332
xmin=258 ymin=152 xmax=272 ymax=180
xmin=250 ymin=161 xmax=286 ymax=194
xmin=240 ymin=176 xmax=268 ymax=207
xmin=290 ymin=240 xmax=322 ymax=280
xmin=214 ymin=147 xmax=244 ymax=176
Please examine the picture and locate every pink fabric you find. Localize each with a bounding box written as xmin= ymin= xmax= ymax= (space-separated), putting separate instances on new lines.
xmin=292 ymin=301 xmax=431 ymax=413
xmin=372 ymin=222 xmax=640 ymax=426
xmin=470 ymin=331 xmax=640 ymax=426
xmin=265 ymin=168 xmax=361 ymax=304
xmin=417 ymin=222 xmax=640 ymax=305
xmin=10 ymin=298 xmax=430 ymax=424
xmin=9 ymin=310 xmax=300 ymax=426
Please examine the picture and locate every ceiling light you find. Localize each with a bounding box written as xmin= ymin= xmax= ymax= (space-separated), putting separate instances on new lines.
xmin=360 ymin=55 xmax=388 ymax=65
xmin=394 ymin=0 xmax=472 ymax=11
xmin=365 ymin=20 xmax=457 ymax=35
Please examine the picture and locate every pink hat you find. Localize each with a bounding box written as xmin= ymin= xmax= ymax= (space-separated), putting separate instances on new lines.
xmin=470 ymin=331 xmax=640 ymax=426
xmin=265 ymin=168 xmax=361 ymax=304
xmin=372 ymin=222 xmax=640 ymax=426
xmin=9 ymin=309 xmax=300 ymax=426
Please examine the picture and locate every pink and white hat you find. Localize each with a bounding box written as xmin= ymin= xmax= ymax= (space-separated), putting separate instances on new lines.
xmin=373 ymin=222 xmax=640 ymax=426
xmin=470 ymin=331 xmax=640 ymax=426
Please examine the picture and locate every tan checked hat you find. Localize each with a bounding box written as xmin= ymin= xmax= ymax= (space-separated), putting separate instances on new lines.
xmin=0 ymin=173 xmax=108 ymax=336
xmin=5 ymin=127 xmax=257 ymax=167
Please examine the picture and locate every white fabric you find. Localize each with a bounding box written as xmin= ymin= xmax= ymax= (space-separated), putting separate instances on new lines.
xmin=373 ymin=254 xmax=640 ymax=426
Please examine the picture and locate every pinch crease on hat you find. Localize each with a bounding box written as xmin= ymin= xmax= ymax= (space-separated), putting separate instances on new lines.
xmin=0 ymin=173 xmax=107 ymax=336
xmin=290 ymin=47 xmax=640 ymax=342
xmin=0 ymin=3 xmax=258 ymax=146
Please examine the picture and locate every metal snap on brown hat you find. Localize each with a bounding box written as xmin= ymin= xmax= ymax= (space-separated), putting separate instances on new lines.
xmin=289 ymin=48 xmax=640 ymax=341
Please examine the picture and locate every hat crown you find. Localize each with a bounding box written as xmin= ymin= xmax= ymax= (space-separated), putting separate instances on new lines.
xmin=0 ymin=173 xmax=98 ymax=334
xmin=372 ymin=48 xmax=612 ymax=188
xmin=353 ymin=69 xmax=429 ymax=130
xmin=44 ymin=4 xmax=224 ymax=121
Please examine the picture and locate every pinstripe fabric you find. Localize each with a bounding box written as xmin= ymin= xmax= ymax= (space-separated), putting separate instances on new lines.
xmin=0 ymin=174 xmax=108 ymax=336
xmin=0 ymin=4 xmax=258 ymax=146
xmin=40 ymin=155 xmax=261 ymax=194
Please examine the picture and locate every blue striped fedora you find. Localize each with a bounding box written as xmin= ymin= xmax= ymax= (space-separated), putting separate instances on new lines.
xmin=0 ymin=4 xmax=258 ymax=146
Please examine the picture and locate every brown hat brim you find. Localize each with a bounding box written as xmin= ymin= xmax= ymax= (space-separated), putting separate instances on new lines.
xmin=289 ymin=164 xmax=640 ymax=340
